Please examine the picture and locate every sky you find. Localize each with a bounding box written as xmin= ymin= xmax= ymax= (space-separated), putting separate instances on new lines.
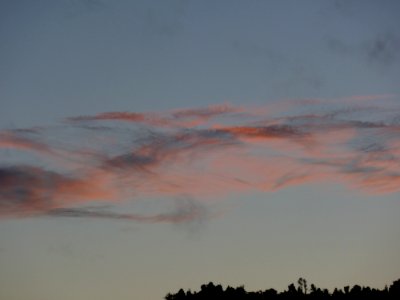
xmin=1 ymin=1 xmax=400 ymax=299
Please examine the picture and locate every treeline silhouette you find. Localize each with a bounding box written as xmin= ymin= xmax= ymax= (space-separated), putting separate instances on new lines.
xmin=165 ymin=277 xmax=400 ymax=299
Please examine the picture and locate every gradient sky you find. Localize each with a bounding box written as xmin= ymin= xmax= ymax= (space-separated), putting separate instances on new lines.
xmin=1 ymin=1 xmax=400 ymax=300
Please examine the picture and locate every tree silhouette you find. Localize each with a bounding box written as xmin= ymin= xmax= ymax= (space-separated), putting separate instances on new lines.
xmin=165 ymin=278 xmax=400 ymax=299
xmin=389 ymin=279 xmax=400 ymax=296
xmin=298 ymin=277 xmax=308 ymax=294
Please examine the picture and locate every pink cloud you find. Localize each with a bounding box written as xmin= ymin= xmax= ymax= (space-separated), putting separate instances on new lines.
xmin=0 ymin=131 xmax=55 ymax=156
xmin=2 ymin=95 xmax=400 ymax=221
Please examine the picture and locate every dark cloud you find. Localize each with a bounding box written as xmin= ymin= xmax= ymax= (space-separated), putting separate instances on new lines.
xmin=101 ymin=128 xmax=237 ymax=174
xmin=218 ymin=125 xmax=304 ymax=139
xmin=0 ymin=166 xmax=68 ymax=216
xmin=47 ymin=198 xmax=209 ymax=224
xmin=0 ymin=165 xmax=112 ymax=217
xmin=366 ymin=33 xmax=400 ymax=66
xmin=326 ymin=33 xmax=400 ymax=68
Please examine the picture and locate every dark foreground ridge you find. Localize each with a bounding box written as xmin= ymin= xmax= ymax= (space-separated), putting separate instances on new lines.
xmin=166 ymin=277 xmax=400 ymax=299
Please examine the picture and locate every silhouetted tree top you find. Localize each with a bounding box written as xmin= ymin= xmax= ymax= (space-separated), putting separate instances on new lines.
xmin=165 ymin=278 xmax=400 ymax=299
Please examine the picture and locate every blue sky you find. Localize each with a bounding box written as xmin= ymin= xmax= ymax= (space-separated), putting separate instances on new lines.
xmin=1 ymin=1 xmax=400 ymax=299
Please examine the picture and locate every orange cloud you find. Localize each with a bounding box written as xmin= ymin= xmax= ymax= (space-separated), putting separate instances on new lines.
xmin=2 ymin=95 xmax=400 ymax=221
xmin=0 ymin=131 xmax=55 ymax=156
xmin=68 ymin=103 xmax=244 ymax=128
xmin=0 ymin=166 xmax=116 ymax=217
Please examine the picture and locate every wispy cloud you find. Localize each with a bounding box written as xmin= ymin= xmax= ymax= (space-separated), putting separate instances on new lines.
xmin=326 ymin=33 xmax=400 ymax=68
xmin=0 ymin=165 xmax=115 ymax=217
xmin=68 ymin=103 xmax=242 ymax=128
xmin=47 ymin=198 xmax=209 ymax=224
xmin=0 ymin=130 xmax=55 ymax=156
xmin=366 ymin=33 xmax=400 ymax=66
xmin=1 ymin=95 xmax=399 ymax=222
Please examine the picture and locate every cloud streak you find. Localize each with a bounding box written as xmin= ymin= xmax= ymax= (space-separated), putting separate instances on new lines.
xmin=0 ymin=130 xmax=56 ymax=156
xmin=46 ymin=199 xmax=209 ymax=224
xmin=68 ymin=104 xmax=242 ymax=128
xmin=1 ymin=94 xmax=399 ymax=222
